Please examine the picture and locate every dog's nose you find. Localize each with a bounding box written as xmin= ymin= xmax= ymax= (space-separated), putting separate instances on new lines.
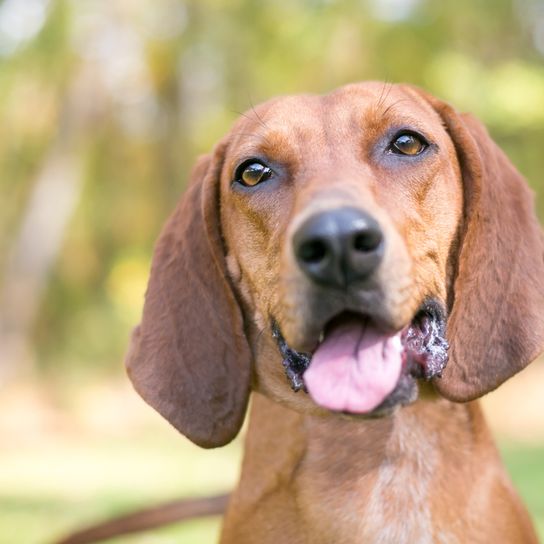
xmin=293 ymin=207 xmax=384 ymax=288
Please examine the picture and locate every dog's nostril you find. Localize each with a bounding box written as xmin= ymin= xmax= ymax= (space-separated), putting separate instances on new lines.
xmin=298 ymin=239 xmax=328 ymax=263
xmin=353 ymin=230 xmax=382 ymax=253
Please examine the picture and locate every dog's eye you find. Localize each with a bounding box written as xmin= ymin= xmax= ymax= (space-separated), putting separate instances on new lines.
xmin=389 ymin=132 xmax=428 ymax=156
xmin=234 ymin=160 xmax=273 ymax=187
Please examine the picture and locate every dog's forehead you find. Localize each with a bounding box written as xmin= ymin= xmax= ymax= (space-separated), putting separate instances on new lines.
xmin=250 ymin=84 xmax=429 ymax=126
xmin=228 ymin=83 xmax=440 ymax=158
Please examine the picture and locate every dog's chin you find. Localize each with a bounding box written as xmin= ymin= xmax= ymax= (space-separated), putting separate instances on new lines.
xmin=271 ymin=299 xmax=448 ymax=419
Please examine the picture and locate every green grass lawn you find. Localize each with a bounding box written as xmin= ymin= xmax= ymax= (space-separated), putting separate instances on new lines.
xmin=500 ymin=443 xmax=544 ymax=539
xmin=0 ymin=428 xmax=242 ymax=544
xmin=1 ymin=420 xmax=542 ymax=543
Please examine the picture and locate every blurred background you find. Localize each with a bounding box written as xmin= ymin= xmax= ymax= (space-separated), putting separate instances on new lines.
xmin=1 ymin=0 xmax=543 ymax=542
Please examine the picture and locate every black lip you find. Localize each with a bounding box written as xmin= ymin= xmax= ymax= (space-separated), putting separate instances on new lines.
xmin=271 ymin=322 xmax=311 ymax=392
xmin=271 ymin=298 xmax=449 ymax=412
xmin=401 ymin=299 xmax=449 ymax=381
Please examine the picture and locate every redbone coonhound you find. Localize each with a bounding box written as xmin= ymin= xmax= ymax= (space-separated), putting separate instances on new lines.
xmin=125 ymin=82 xmax=544 ymax=544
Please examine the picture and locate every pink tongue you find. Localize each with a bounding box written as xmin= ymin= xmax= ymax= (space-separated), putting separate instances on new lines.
xmin=303 ymin=317 xmax=403 ymax=413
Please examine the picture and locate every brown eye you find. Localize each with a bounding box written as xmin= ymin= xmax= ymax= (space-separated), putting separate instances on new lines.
xmin=235 ymin=160 xmax=273 ymax=187
xmin=390 ymin=132 xmax=427 ymax=156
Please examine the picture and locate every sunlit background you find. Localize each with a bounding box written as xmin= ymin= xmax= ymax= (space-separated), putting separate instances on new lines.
xmin=1 ymin=0 xmax=544 ymax=542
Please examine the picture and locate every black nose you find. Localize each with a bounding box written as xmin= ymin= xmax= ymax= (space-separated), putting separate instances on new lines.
xmin=293 ymin=207 xmax=384 ymax=288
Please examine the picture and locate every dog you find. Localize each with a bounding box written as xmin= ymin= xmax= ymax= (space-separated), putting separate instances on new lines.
xmin=124 ymin=82 xmax=544 ymax=543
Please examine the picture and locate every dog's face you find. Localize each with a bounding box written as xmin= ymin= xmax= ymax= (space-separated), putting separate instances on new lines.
xmin=127 ymin=82 xmax=544 ymax=448
xmin=220 ymin=83 xmax=462 ymax=417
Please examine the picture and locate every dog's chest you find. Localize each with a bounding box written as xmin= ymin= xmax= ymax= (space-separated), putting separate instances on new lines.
xmin=296 ymin=417 xmax=457 ymax=544
xmin=357 ymin=456 xmax=440 ymax=544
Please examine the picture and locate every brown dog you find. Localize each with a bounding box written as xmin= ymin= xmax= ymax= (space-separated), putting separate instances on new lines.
xmin=127 ymin=82 xmax=544 ymax=543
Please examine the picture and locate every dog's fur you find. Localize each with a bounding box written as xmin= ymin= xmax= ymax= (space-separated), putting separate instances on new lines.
xmin=126 ymin=83 xmax=544 ymax=543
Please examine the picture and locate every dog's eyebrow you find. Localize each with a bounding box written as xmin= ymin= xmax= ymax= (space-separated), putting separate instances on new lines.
xmin=362 ymin=97 xmax=423 ymax=135
xmin=228 ymin=129 xmax=277 ymax=155
xmin=379 ymin=98 xmax=411 ymax=119
xmin=375 ymin=81 xmax=395 ymax=112
xmin=233 ymin=108 xmax=270 ymax=132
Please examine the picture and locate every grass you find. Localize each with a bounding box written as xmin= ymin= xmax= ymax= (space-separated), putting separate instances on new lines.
xmin=500 ymin=443 xmax=544 ymax=538
xmin=0 ymin=380 xmax=543 ymax=543
xmin=0 ymin=430 xmax=241 ymax=544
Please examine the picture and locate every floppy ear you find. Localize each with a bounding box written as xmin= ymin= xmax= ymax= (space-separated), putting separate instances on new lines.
xmin=411 ymin=87 xmax=544 ymax=401
xmin=126 ymin=142 xmax=251 ymax=448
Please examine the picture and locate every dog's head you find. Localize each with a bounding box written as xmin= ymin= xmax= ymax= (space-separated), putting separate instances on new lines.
xmin=126 ymin=83 xmax=544 ymax=448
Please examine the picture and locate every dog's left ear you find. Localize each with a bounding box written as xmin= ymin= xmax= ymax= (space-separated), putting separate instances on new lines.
xmin=408 ymin=86 xmax=544 ymax=401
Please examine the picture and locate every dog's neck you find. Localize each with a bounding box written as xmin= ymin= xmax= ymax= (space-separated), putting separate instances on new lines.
xmin=224 ymin=393 xmax=505 ymax=544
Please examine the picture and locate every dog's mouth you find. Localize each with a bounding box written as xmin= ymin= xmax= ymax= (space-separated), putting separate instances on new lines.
xmin=271 ymin=300 xmax=448 ymax=416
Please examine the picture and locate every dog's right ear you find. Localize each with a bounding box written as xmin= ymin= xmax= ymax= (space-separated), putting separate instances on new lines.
xmin=126 ymin=141 xmax=251 ymax=448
